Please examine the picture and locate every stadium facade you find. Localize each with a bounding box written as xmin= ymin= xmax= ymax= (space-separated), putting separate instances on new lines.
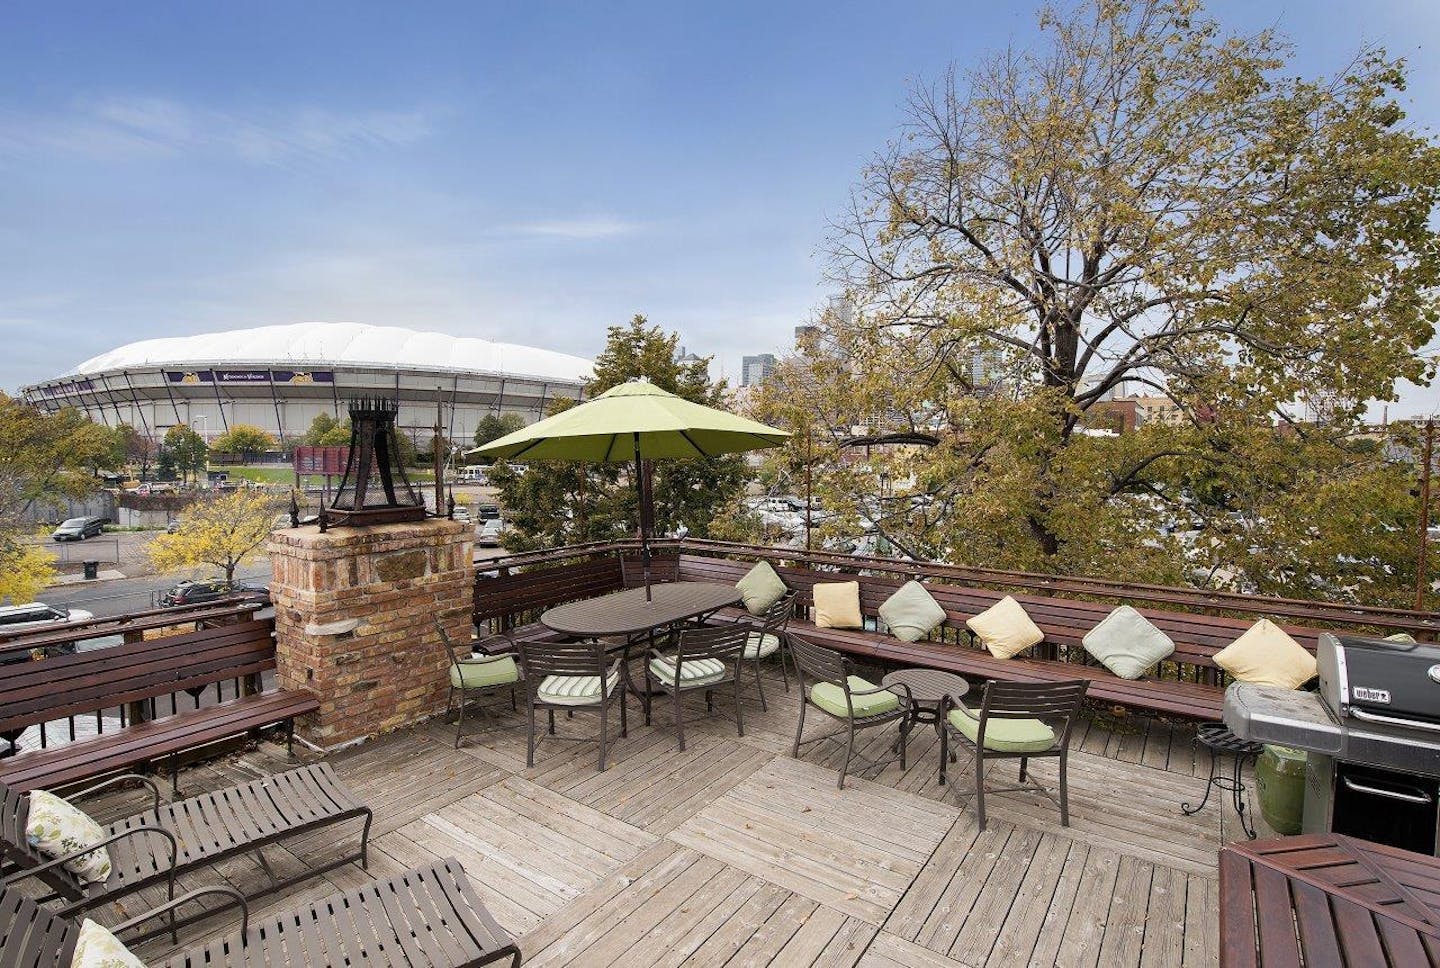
xmin=20 ymin=322 xmax=591 ymax=446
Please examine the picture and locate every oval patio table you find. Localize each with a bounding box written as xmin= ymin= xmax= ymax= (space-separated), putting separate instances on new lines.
xmin=542 ymin=582 xmax=744 ymax=709
xmin=540 ymin=582 xmax=742 ymax=641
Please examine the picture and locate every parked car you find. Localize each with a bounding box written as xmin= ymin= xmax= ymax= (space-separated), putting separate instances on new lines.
xmin=0 ymin=603 xmax=94 ymax=664
xmin=452 ymin=505 xmax=471 ymax=524
xmin=51 ymin=516 xmax=106 ymax=541
xmin=158 ymin=578 xmax=271 ymax=609
xmin=474 ymin=504 xmax=501 ymax=521
xmin=476 ymin=519 xmax=505 ymax=547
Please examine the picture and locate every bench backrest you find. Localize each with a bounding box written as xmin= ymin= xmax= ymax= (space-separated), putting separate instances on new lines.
xmin=0 ymin=617 xmax=277 ymax=734
xmin=674 ymin=554 xmax=1326 ymax=669
xmin=473 ymin=555 xmax=624 ymax=627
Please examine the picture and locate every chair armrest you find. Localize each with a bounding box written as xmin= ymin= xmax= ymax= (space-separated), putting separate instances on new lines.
xmin=847 ymin=684 xmax=901 ymax=698
xmin=64 ymin=774 xmax=162 ymax=814
xmin=111 ymin=884 xmax=249 ymax=938
xmin=881 ymin=682 xmax=915 ymax=707
xmin=472 ymin=628 xmax=517 ymax=656
xmin=0 ymin=825 xmax=178 ymax=887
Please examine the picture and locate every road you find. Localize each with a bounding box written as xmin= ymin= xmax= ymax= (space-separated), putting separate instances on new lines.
xmin=44 ymin=545 xmax=511 ymax=618
xmin=44 ymin=563 xmax=274 ymax=617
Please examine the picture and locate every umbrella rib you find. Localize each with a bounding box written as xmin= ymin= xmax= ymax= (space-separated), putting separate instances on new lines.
xmin=678 ymin=429 xmax=709 ymax=458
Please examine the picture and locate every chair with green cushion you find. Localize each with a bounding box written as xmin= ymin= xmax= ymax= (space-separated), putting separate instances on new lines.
xmin=740 ymin=590 xmax=795 ymax=710
xmin=940 ymin=679 xmax=1088 ymax=831
xmin=437 ymin=622 xmax=523 ymax=749
xmin=643 ymin=622 xmax=748 ymax=752
xmin=518 ymin=639 xmax=626 ymax=772
xmin=789 ymin=634 xmax=912 ymax=789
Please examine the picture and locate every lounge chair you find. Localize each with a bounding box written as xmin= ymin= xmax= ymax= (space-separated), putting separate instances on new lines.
xmin=0 ymin=763 xmax=371 ymax=926
xmin=940 ymin=679 xmax=1088 ymax=830
xmin=0 ymin=857 xmax=521 ymax=967
xmin=788 ymin=634 xmax=912 ymax=788
xmin=642 ymin=623 xmax=748 ymax=751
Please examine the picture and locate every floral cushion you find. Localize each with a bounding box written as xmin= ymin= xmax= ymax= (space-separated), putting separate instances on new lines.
xmin=73 ymin=918 xmax=146 ymax=968
xmin=25 ymin=790 xmax=111 ymax=885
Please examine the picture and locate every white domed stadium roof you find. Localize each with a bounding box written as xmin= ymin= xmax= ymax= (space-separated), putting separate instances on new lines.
xmin=68 ymin=322 xmax=592 ymax=383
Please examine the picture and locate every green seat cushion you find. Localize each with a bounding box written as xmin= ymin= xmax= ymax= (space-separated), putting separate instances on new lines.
xmin=537 ymin=671 xmax=620 ymax=706
xmin=810 ymin=676 xmax=900 ymax=718
xmin=878 ymin=580 xmax=947 ymax=643
xmin=1081 ymin=605 xmax=1175 ymax=679
xmin=744 ymin=632 xmax=781 ymax=659
xmin=948 ymin=705 xmax=1055 ymax=754
xmin=737 ymin=560 xmax=788 ymax=615
xmin=649 ymin=654 xmax=728 ymax=687
xmin=451 ymin=655 xmax=520 ymax=689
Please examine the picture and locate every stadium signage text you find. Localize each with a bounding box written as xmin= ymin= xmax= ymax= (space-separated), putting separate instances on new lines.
xmin=165 ymin=369 xmax=336 ymax=385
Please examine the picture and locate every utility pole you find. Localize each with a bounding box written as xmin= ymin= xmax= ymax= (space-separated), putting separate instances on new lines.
xmin=433 ymin=397 xmax=445 ymax=516
xmin=1418 ymin=418 xmax=1434 ymax=610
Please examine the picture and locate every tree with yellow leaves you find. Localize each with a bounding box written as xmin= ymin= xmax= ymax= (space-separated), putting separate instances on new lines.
xmin=147 ymin=489 xmax=283 ymax=583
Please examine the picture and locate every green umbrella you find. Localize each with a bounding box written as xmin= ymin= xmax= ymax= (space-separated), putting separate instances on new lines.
xmin=470 ymin=379 xmax=788 ymax=596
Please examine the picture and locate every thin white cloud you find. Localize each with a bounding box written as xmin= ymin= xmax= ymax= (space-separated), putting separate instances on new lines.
xmin=512 ymin=217 xmax=643 ymax=240
xmin=0 ymin=95 xmax=435 ymax=165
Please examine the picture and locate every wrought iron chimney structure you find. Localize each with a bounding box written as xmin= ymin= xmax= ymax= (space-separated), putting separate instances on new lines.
xmin=326 ymin=397 xmax=427 ymax=526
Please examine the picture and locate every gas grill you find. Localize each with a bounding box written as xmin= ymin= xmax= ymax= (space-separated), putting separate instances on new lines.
xmin=1225 ymin=633 xmax=1440 ymax=854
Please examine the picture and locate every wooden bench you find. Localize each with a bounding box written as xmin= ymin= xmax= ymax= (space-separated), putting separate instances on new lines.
xmin=0 ymin=617 xmax=318 ymax=792
xmin=668 ymin=553 xmax=1335 ymax=721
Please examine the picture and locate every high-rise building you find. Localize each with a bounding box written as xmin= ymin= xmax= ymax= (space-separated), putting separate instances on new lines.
xmin=741 ymin=354 xmax=777 ymax=387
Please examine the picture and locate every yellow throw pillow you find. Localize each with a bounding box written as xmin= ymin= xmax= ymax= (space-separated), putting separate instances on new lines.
xmin=813 ymin=581 xmax=863 ymax=629
xmin=966 ymin=595 xmax=1044 ymax=659
xmin=1213 ymin=619 xmax=1316 ymax=689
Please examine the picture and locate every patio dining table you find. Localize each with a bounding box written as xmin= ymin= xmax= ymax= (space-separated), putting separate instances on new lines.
xmin=540 ymin=582 xmax=742 ymax=642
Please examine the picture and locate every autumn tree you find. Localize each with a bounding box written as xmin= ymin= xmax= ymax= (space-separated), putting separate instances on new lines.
xmin=798 ymin=0 xmax=1440 ymax=602
xmin=471 ymin=413 xmax=526 ymax=460
xmin=159 ymin=425 xmax=208 ymax=484
xmin=302 ymin=413 xmax=353 ymax=446
xmin=0 ymin=396 xmax=122 ymax=602
xmin=147 ymin=489 xmax=283 ymax=583
xmin=212 ymin=424 xmax=277 ymax=460
xmin=490 ymin=316 xmax=747 ymax=551
xmin=114 ymin=424 xmax=157 ymax=480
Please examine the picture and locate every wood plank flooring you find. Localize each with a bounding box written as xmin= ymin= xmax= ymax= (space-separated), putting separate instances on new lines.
xmin=78 ymin=665 xmax=1249 ymax=966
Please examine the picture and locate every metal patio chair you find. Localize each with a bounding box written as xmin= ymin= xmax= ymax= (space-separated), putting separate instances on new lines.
xmin=739 ymin=590 xmax=795 ymax=709
xmin=940 ymin=679 xmax=1088 ymax=831
xmin=438 ymin=620 xmax=522 ymax=748
xmin=789 ymin=634 xmax=912 ymax=788
xmin=642 ymin=623 xmax=748 ymax=751
xmin=518 ymin=639 xmax=626 ymax=772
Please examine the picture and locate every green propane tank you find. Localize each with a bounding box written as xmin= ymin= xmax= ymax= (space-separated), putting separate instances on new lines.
xmin=1256 ymin=745 xmax=1307 ymax=835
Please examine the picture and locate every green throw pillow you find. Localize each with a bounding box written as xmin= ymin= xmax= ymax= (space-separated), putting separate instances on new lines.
xmin=1081 ymin=605 xmax=1175 ymax=679
xmin=878 ymin=580 xmax=947 ymax=643
xmin=736 ymin=560 xmax=787 ymax=615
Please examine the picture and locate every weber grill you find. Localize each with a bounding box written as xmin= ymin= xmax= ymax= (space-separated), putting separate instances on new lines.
xmin=1226 ymin=633 xmax=1440 ymax=855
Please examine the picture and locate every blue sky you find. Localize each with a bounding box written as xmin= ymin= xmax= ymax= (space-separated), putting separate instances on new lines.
xmin=2 ymin=1 xmax=1439 ymax=414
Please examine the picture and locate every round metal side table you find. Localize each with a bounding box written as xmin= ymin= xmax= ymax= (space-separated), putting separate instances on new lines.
xmin=1182 ymin=721 xmax=1263 ymax=839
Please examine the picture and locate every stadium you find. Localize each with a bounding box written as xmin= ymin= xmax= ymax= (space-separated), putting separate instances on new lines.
xmin=20 ymin=322 xmax=592 ymax=446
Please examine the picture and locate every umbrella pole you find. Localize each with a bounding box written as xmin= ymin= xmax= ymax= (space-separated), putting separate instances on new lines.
xmin=633 ymin=432 xmax=652 ymax=601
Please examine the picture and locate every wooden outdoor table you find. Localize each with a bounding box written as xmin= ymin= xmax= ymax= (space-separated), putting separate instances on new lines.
xmin=1220 ymin=833 xmax=1440 ymax=966
xmin=540 ymin=582 xmax=741 ymax=641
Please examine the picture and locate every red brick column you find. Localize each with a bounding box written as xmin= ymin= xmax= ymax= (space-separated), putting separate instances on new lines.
xmin=267 ymin=519 xmax=473 ymax=750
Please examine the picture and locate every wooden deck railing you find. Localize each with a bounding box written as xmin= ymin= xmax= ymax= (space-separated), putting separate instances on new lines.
xmin=474 ymin=538 xmax=1438 ymax=640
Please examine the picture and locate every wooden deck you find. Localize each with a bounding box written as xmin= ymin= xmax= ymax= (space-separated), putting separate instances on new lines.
xmin=78 ymin=668 xmax=1253 ymax=966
